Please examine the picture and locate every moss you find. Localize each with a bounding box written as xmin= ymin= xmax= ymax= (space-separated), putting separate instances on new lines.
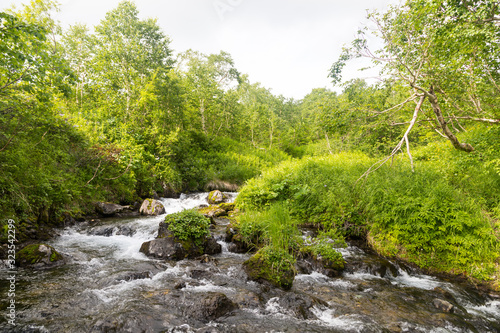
xmin=17 ymin=244 xmax=43 ymax=265
xmin=50 ymin=250 xmax=63 ymax=262
xmin=243 ymin=246 xmax=296 ymax=290
xmin=300 ymin=243 xmax=345 ymax=270
xmin=219 ymin=202 xmax=235 ymax=212
xmin=16 ymin=244 xmax=64 ymax=267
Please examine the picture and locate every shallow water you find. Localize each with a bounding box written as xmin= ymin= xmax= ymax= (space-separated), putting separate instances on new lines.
xmin=1 ymin=193 xmax=500 ymax=333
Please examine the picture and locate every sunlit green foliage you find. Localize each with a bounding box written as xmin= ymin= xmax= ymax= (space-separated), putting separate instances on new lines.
xmin=237 ymin=140 xmax=500 ymax=281
xmin=164 ymin=209 xmax=211 ymax=245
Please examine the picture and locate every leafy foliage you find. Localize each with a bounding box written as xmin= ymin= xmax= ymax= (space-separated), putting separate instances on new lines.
xmin=236 ymin=143 xmax=500 ymax=282
xmin=164 ymin=209 xmax=211 ymax=245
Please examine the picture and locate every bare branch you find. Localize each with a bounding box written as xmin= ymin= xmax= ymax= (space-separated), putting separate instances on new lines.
xmin=0 ymin=132 xmax=17 ymax=153
xmin=32 ymin=131 xmax=48 ymax=148
xmin=0 ymin=65 xmax=32 ymax=92
xmin=434 ymin=128 xmax=448 ymax=138
xmin=484 ymin=65 xmax=500 ymax=94
xmin=453 ymin=116 xmax=500 ymax=124
xmin=368 ymin=94 xmax=417 ymax=117
xmin=357 ymin=95 xmax=425 ymax=183
xmin=86 ymin=160 xmax=102 ymax=186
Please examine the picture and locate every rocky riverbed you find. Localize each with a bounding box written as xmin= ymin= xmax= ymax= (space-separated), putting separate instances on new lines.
xmin=1 ymin=193 xmax=499 ymax=332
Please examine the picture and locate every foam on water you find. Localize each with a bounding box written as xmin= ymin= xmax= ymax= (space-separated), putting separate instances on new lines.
xmin=160 ymin=192 xmax=237 ymax=215
xmin=296 ymin=271 xmax=357 ymax=289
xmin=51 ymin=192 xmax=236 ymax=263
xmin=264 ymin=297 xmax=295 ymax=318
xmin=390 ymin=270 xmax=443 ymax=290
xmin=184 ymin=279 xmax=236 ymax=294
xmin=53 ymin=230 xmax=151 ymax=262
xmin=466 ymin=300 xmax=500 ymax=320
xmin=344 ymin=271 xmax=385 ymax=281
xmin=310 ymin=307 xmax=369 ymax=332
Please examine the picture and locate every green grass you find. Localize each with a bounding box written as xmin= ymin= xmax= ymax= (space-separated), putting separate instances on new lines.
xmin=235 ymin=142 xmax=500 ymax=284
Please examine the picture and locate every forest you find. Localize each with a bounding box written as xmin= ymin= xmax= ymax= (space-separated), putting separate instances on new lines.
xmin=1 ymin=0 xmax=500 ymax=290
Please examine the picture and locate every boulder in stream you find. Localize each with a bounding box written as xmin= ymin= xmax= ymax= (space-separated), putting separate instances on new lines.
xmin=95 ymin=202 xmax=127 ymax=216
xmin=207 ymin=190 xmax=227 ymax=205
xmin=433 ymin=298 xmax=454 ymax=313
xmin=87 ymin=225 xmax=134 ymax=237
xmin=187 ymin=292 xmax=238 ymax=322
xmin=139 ymin=199 xmax=166 ymax=216
xmin=140 ymin=229 xmax=221 ymax=261
xmin=16 ymin=244 xmax=65 ymax=269
xmin=243 ymin=247 xmax=296 ymax=290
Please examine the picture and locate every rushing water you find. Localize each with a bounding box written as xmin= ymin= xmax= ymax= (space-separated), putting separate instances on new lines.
xmin=1 ymin=193 xmax=500 ymax=333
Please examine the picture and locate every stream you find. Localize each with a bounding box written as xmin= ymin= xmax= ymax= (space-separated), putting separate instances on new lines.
xmin=1 ymin=193 xmax=500 ymax=332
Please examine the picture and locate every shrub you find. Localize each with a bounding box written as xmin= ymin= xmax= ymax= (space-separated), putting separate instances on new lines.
xmin=164 ymin=209 xmax=211 ymax=245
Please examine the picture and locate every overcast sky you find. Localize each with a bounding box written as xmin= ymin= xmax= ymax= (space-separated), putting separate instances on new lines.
xmin=1 ymin=0 xmax=399 ymax=99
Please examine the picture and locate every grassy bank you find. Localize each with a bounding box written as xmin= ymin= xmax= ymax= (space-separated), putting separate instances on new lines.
xmin=234 ymin=133 xmax=500 ymax=287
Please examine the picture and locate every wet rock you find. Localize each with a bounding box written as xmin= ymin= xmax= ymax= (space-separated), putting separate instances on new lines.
xmin=207 ymin=190 xmax=227 ymax=205
xmin=233 ymin=291 xmax=261 ymax=308
xmin=296 ymin=251 xmax=344 ymax=278
xmin=187 ymin=292 xmax=237 ymax=322
xmin=140 ymin=237 xmax=187 ymax=261
xmin=190 ymin=269 xmax=213 ymax=280
xmin=344 ymin=255 xmax=399 ymax=278
xmin=16 ymin=244 xmax=65 ymax=269
xmin=174 ymin=281 xmax=186 ymax=290
xmin=200 ymin=206 xmax=227 ymax=218
xmin=115 ymin=210 xmax=140 ymax=218
xmin=433 ymin=298 xmax=454 ymax=313
xmin=198 ymin=254 xmax=219 ymax=265
xmin=225 ymin=225 xmax=251 ymax=254
xmin=87 ymin=226 xmax=114 ymax=237
xmin=139 ymin=199 xmax=166 ymax=216
xmin=204 ymin=237 xmax=222 ymax=255
xmin=140 ymin=234 xmax=221 ymax=261
xmin=95 ymin=202 xmax=126 ymax=216
xmin=271 ymin=293 xmax=328 ymax=320
xmin=115 ymin=271 xmax=153 ymax=282
xmin=114 ymin=225 xmax=134 ymax=236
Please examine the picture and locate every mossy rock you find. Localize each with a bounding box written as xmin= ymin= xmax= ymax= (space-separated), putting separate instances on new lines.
xmin=297 ymin=244 xmax=345 ymax=278
xmin=218 ymin=202 xmax=235 ymax=212
xmin=207 ymin=190 xmax=227 ymax=205
xmin=139 ymin=199 xmax=166 ymax=216
xmin=140 ymin=232 xmax=221 ymax=261
xmin=198 ymin=206 xmax=227 ymax=219
xmin=243 ymin=247 xmax=296 ymax=290
xmin=300 ymin=245 xmax=345 ymax=270
xmin=16 ymin=244 xmax=65 ymax=268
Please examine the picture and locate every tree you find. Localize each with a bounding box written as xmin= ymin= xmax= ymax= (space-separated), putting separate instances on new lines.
xmin=90 ymin=0 xmax=173 ymax=118
xmin=176 ymin=50 xmax=240 ymax=136
xmin=331 ymin=0 xmax=500 ymax=166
